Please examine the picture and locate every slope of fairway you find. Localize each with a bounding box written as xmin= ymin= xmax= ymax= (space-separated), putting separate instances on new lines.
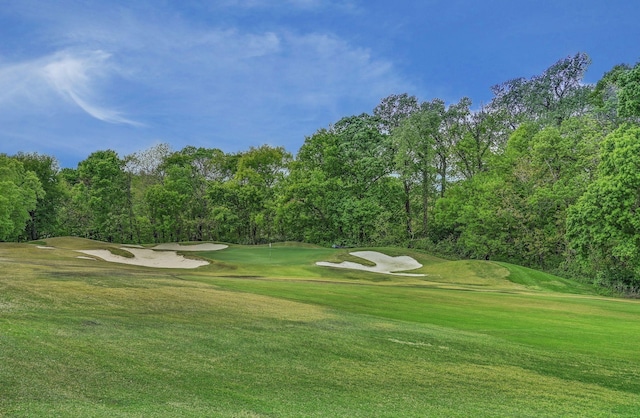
xmin=498 ymin=261 xmax=596 ymax=294
xmin=1 ymin=238 xmax=638 ymax=417
xmin=198 ymin=243 xmax=597 ymax=295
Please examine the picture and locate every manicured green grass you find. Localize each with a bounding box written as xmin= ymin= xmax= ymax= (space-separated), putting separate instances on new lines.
xmin=498 ymin=261 xmax=597 ymax=293
xmin=1 ymin=239 xmax=639 ymax=416
xmin=197 ymin=244 xmax=402 ymax=282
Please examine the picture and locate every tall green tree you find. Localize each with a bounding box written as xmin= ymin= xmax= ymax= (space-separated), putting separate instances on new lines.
xmin=390 ymin=97 xmax=477 ymax=239
xmin=453 ymin=104 xmax=510 ymax=180
xmin=507 ymin=117 xmax=601 ymax=267
xmin=391 ymin=106 xmax=438 ymax=237
xmin=434 ymin=167 xmax=525 ymax=261
xmin=55 ymin=168 xmax=88 ymax=238
xmin=280 ymin=114 xmax=403 ymax=246
xmin=566 ymin=125 xmax=640 ymax=291
xmin=14 ymin=152 xmax=63 ymax=240
xmin=590 ymin=63 xmax=631 ymax=126
xmin=617 ymin=62 xmax=640 ymax=120
xmin=373 ymin=93 xmax=420 ymax=133
xmin=375 ymin=93 xmax=420 ymax=237
xmin=214 ymin=145 xmax=291 ymax=244
xmin=145 ymin=166 xmax=191 ymax=242
xmin=144 ymin=146 xmax=227 ymax=242
xmin=76 ymin=150 xmax=132 ymax=242
xmin=277 ymin=129 xmax=342 ymax=243
xmin=434 ymin=116 xmax=602 ymax=267
xmin=176 ymin=147 xmax=227 ymax=241
xmin=0 ymin=155 xmax=43 ymax=241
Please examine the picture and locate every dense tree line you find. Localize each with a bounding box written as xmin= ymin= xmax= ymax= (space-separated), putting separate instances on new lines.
xmin=2 ymin=53 xmax=640 ymax=294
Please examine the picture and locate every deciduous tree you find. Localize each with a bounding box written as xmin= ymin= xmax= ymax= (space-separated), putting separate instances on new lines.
xmin=491 ymin=53 xmax=592 ymax=127
xmin=0 ymin=155 xmax=43 ymax=241
xmin=567 ymin=125 xmax=640 ymax=291
xmin=14 ymin=152 xmax=63 ymax=240
xmin=76 ymin=150 xmax=131 ymax=242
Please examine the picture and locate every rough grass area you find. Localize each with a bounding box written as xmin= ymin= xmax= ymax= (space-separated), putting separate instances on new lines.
xmin=107 ymin=247 xmax=135 ymax=258
xmin=1 ymin=238 xmax=639 ymax=417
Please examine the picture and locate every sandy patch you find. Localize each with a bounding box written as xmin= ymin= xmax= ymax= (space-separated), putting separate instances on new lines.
xmin=316 ymin=251 xmax=426 ymax=277
xmin=388 ymin=338 xmax=433 ymax=347
xmin=153 ymin=243 xmax=228 ymax=251
xmin=77 ymin=248 xmax=209 ymax=269
xmin=76 ymin=256 xmax=97 ymax=260
xmin=37 ymin=246 xmax=55 ymax=249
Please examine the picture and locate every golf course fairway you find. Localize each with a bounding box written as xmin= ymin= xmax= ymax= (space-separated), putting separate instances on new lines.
xmin=1 ymin=238 xmax=639 ymax=417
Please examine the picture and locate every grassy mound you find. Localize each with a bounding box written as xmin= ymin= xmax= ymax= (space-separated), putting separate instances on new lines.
xmin=1 ymin=238 xmax=638 ymax=416
xmin=498 ymin=262 xmax=596 ymax=294
xmin=107 ymin=247 xmax=135 ymax=258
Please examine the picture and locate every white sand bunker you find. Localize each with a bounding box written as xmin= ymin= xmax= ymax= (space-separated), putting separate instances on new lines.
xmin=317 ymin=251 xmax=426 ymax=277
xmin=77 ymin=248 xmax=209 ymax=269
xmin=153 ymin=243 xmax=228 ymax=251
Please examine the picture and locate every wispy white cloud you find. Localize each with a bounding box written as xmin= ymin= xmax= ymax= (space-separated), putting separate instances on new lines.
xmin=43 ymin=50 xmax=142 ymax=126
xmin=0 ymin=1 xmax=411 ymax=164
xmin=189 ymin=29 xmax=282 ymax=60
xmin=0 ymin=50 xmax=141 ymax=126
xmin=0 ymin=60 xmax=48 ymax=106
xmin=2 ymin=1 xmax=400 ymax=113
xmin=50 ymin=12 xmax=409 ymax=122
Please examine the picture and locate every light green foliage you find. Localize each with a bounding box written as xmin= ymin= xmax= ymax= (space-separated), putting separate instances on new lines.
xmin=375 ymin=94 xmax=420 ymax=237
xmin=332 ymin=114 xmax=393 ymax=190
xmin=567 ymin=125 xmax=640 ymax=290
xmin=13 ymin=152 xmax=63 ymax=240
xmin=392 ymin=110 xmax=434 ymax=237
xmin=618 ymin=62 xmax=640 ymax=119
xmin=520 ymin=118 xmax=602 ymax=265
xmin=0 ymin=155 xmax=43 ymax=241
xmin=427 ymin=97 xmax=469 ymax=197
xmin=435 ymin=169 xmax=522 ymax=261
xmin=221 ymin=145 xmax=290 ymax=244
xmin=145 ymin=174 xmax=186 ymax=241
xmin=276 ymin=149 xmax=340 ymax=243
xmin=590 ymin=63 xmax=631 ymax=126
xmin=55 ymin=168 xmax=89 ymax=238
xmin=453 ymin=103 xmax=508 ymax=179
xmin=280 ymin=114 xmax=404 ymax=246
xmin=390 ymin=97 xmax=480 ymax=239
xmin=143 ymin=146 xmax=233 ymax=242
xmin=77 ymin=150 xmax=134 ymax=242
xmin=434 ymin=118 xmax=602 ymax=268
xmin=591 ymin=62 xmax=640 ymax=125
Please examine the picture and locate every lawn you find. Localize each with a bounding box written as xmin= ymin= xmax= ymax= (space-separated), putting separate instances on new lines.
xmin=1 ymin=239 xmax=639 ymax=416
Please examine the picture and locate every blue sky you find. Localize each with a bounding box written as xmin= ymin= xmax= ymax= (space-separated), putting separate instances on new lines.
xmin=1 ymin=0 xmax=638 ymax=168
